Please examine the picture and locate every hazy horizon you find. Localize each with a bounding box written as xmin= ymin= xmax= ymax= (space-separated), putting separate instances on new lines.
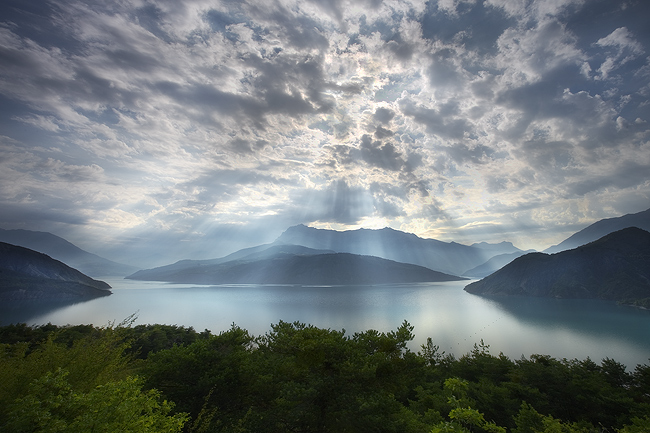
xmin=1 ymin=0 xmax=649 ymax=265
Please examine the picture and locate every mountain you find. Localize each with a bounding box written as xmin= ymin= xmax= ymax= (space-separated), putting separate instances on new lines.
xmin=128 ymin=244 xmax=336 ymax=282
xmin=274 ymin=225 xmax=502 ymax=276
xmin=544 ymin=208 xmax=650 ymax=253
xmin=464 ymin=227 xmax=650 ymax=301
xmin=470 ymin=241 xmax=523 ymax=255
xmin=0 ymin=228 xmax=138 ymax=277
xmin=0 ymin=242 xmax=112 ymax=301
xmin=462 ymin=251 xmax=532 ymax=278
xmin=128 ymin=250 xmax=465 ymax=285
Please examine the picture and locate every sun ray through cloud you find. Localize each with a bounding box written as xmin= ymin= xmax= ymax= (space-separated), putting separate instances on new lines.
xmin=0 ymin=0 xmax=648 ymax=265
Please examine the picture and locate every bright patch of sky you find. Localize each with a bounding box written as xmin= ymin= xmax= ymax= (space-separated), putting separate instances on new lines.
xmin=0 ymin=0 xmax=649 ymax=265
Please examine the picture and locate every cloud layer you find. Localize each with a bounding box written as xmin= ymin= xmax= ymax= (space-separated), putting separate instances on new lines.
xmin=1 ymin=0 xmax=649 ymax=264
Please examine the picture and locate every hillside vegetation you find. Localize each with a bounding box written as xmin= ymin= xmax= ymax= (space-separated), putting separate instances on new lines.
xmin=0 ymin=242 xmax=112 ymax=301
xmin=465 ymin=227 xmax=650 ymax=301
xmin=1 ymin=321 xmax=649 ymax=433
xmin=128 ymin=251 xmax=464 ymax=284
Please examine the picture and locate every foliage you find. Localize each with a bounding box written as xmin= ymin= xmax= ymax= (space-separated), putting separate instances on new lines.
xmin=429 ymin=377 xmax=506 ymax=433
xmin=4 ymin=369 xmax=187 ymax=433
xmin=0 ymin=321 xmax=188 ymax=432
xmin=1 ymin=320 xmax=649 ymax=433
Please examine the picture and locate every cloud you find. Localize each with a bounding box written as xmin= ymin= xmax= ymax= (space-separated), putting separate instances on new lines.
xmin=399 ymin=99 xmax=472 ymax=140
xmin=594 ymin=27 xmax=644 ymax=80
xmin=359 ymin=134 xmax=406 ymax=171
xmin=373 ymin=107 xmax=396 ymax=124
xmin=289 ymin=179 xmax=377 ymax=225
xmin=566 ymin=159 xmax=650 ymax=196
xmin=445 ymin=142 xmax=499 ymax=166
xmin=0 ymin=0 xmax=649 ymax=259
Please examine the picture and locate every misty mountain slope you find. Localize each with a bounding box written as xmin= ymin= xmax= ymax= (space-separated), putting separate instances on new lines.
xmin=274 ymin=225 xmax=507 ymax=276
xmin=127 ymin=244 xmax=336 ymax=281
xmin=465 ymin=227 xmax=650 ymax=301
xmin=462 ymin=251 xmax=532 ymax=278
xmin=0 ymin=228 xmax=138 ymax=277
xmin=0 ymin=242 xmax=112 ymax=301
xmin=470 ymin=241 xmax=524 ymax=255
xmin=128 ymin=251 xmax=465 ymax=285
xmin=544 ymin=208 xmax=650 ymax=253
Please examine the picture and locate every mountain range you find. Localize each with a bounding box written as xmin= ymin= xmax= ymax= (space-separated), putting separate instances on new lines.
xmin=127 ymin=244 xmax=465 ymax=285
xmin=462 ymin=251 xmax=535 ymax=278
xmin=544 ymin=208 xmax=650 ymax=253
xmin=127 ymin=225 xmax=526 ymax=283
xmin=0 ymin=228 xmax=137 ymax=277
xmin=272 ymin=224 xmax=521 ymax=276
xmin=0 ymin=242 xmax=112 ymax=301
xmin=464 ymin=227 xmax=650 ymax=301
xmin=3 ymin=206 xmax=649 ymax=288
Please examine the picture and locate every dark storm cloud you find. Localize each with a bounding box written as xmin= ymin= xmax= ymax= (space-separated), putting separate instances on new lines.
xmin=306 ymin=0 xmax=344 ymax=24
xmin=228 ymin=138 xmax=267 ymax=154
xmin=240 ymin=53 xmax=335 ymax=114
xmin=373 ymin=107 xmax=395 ymax=124
xmin=154 ymin=80 xmax=265 ymax=123
xmin=444 ymin=142 xmax=498 ymax=166
xmin=419 ymin=0 xmax=514 ymax=55
xmin=184 ymin=168 xmax=293 ymax=203
xmin=243 ymin=1 xmax=330 ymax=50
xmin=359 ymin=134 xmax=404 ymax=171
xmin=374 ymin=126 xmax=394 ymax=138
xmin=386 ymin=35 xmax=414 ymax=61
xmin=326 ymin=134 xmax=419 ymax=174
xmin=514 ymin=140 xmax=574 ymax=173
xmin=566 ymin=160 xmax=650 ymax=196
xmin=270 ymin=11 xmax=329 ymax=50
xmin=399 ymin=100 xmax=471 ymax=140
xmin=496 ymin=66 xmax=590 ymax=120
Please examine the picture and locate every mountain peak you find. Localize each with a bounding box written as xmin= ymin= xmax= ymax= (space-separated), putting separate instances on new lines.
xmin=0 ymin=242 xmax=112 ymax=301
xmin=465 ymin=227 xmax=650 ymax=300
xmin=274 ymin=224 xmax=497 ymax=276
xmin=544 ymin=208 xmax=650 ymax=253
xmin=0 ymin=227 xmax=137 ymax=277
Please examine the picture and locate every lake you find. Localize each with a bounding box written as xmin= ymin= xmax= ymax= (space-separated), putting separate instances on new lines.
xmin=2 ymin=279 xmax=650 ymax=369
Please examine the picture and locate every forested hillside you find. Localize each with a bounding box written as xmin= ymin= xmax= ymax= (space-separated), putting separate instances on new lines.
xmin=0 ymin=242 xmax=112 ymax=301
xmin=1 ymin=321 xmax=648 ymax=433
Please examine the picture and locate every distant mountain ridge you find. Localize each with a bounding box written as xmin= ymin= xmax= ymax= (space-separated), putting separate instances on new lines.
xmin=465 ymin=227 xmax=650 ymax=301
xmin=0 ymin=228 xmax=138 ymax=277
xmin=0 ymin=242 xmax=112 ymax=301
xmin=128 ymin=244 xmax=337 ymax=282
xmin=274 ymin=224 xmax=520 ymax=276
xmin=544 ymin=208 xmax=650 ymax=253
xmin=128 ymin=249 xmax=465 ymax=285
xmin=470 ymin=241 xmax=522 ymax=255
xmin=130 ymin=225 xmax=522 ymax=282
xmin=462 ymin=251 xmax=533 ymax=278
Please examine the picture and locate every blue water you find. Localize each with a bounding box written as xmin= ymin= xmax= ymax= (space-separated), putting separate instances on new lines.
xmin=2 ymin=279 xmax=649 ymax=369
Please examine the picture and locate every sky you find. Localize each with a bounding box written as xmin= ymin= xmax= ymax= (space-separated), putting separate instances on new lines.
xmin=1 ymin=0 xmax=649 ymax=266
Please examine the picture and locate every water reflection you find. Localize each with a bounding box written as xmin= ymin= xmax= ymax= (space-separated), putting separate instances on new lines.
xmin=0 ymin=298 xmax=101 ymax=326
xmin=1 ymin=280 xmax=649 ymax=369
xmin=473 ymin=294 xmax=650 ymax=346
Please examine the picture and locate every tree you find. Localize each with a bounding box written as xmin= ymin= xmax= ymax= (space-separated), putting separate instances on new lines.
xmin=618 ymin=417 xmax=650 ymax=433
xmin=430 ymin=378 xmax=506 ymax=433
xmin=4 ymin=368 xmax=187 ymax=433
xmin=512 ymin=402 xmax=590 ymax=433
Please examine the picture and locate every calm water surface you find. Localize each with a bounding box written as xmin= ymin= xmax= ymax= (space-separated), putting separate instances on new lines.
xmin=2 ymin=279 xmax=649 ymax=369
